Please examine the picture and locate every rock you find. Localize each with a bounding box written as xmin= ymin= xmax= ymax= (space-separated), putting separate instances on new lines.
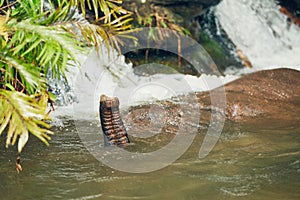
xmin=122 ymin=0 xmax=239 ymax=74
xmin=149 ymin=0 xmax=221 ymax=6
xmin=277 ymin=0 xmax=300 ymax=20
xmin=279 ymin=6 xmax=300 ymax=28
xmin=149 ymin=0 xmax=221 ymax=23
xmin=123 ymin=0 xmax=222 ymax=38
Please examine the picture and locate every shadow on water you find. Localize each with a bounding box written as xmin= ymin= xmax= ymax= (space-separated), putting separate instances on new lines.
xmin=0 ymin=117 xmax=299 ymax=199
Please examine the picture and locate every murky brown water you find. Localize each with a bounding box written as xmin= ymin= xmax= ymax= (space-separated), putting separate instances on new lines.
xmin=0 ymin=118 xmax=299 ymax=200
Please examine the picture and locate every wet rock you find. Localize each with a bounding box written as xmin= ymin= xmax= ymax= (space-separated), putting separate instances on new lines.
xmin=123 ymin=0 xmax=240 ymax=74
xmin=198 ymin=10 xmax=244 ymax=70
xmin=124 ymin=0 xmax=221 ymax=24
xmin=279 ymin=6 xmax=300 ymax=28
xmin=123 ymin=0 xmax=222 ymax=40
xmin=276 ymin=0 xmax=300 ymax=20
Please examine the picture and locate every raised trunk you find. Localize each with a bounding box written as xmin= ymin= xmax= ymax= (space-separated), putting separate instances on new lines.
xmin=99 ymin=95 xmax=130 ymax=146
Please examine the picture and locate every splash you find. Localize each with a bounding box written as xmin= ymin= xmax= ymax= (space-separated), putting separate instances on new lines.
xmin=214 ymin=0 xmax=300 ymax=72
xmin=50 ymin=45 xmax=236 ymax=120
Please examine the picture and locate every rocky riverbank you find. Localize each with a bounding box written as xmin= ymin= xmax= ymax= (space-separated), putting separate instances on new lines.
xmin=122 ymin=0 xmax=242 ymax=72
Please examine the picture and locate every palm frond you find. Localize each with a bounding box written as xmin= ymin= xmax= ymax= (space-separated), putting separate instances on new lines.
xmin=15 ymin=0 xmax=135 ymax=55
xmin=0 ymin=89 xmax=53 ymax=152
xmin=76 ymin=0 xmax=126 ymax=22
xmin=7 ymin=18 xmax=83 ymax=81
xmin=0 ymin=52 xmax=42 ymax=93
xmin=70 ymin=12 xmax=135 ymax=53
xmin=0 ymin=0 xmax=136 ymax=155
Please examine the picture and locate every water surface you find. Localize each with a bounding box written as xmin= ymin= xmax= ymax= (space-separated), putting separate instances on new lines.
xmin=0 ymin=118 xmax=299 ymax=199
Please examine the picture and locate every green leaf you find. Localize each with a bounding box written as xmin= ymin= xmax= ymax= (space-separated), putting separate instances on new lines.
xmin=0 ymin=89 xmax=53 ymax=153
xmin=18 ymin=132 xmax=29 ymax=154
xmin=0 ymin=0 xmax=136 ymax=155
xmin=0 ymin=52 xmax=41 ymax=90
xmin=4 ymin=83 xmax=15 ymax=91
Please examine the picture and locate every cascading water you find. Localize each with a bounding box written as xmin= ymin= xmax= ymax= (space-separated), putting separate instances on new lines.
xmin=214 ymin=0 xmax=300 ymax=73
xmin=50 ymin=0 xmax=300 ymax=119
xmin=50 ymin=45 xmax=237 ymax=120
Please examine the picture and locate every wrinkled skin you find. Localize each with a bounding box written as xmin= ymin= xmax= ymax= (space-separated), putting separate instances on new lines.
xmin=195 ymin=68 xmax=300 ymax=128
xmin=222 ymin=68 xmax=300 ymax=122
xmin=122 ymin=68 xmax=300 ymax=133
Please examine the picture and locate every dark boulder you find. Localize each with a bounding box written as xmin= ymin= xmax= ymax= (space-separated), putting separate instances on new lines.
xmin=123 ymin=0 xmax=221 ymax=27
xmin=277 ymin=0 xmax=300 ymax=19
xmin=149 ymin=0 xmax=221 ymax=6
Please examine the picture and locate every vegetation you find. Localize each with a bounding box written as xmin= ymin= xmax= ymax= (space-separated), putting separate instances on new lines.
xmin=0 ymin=0 xmax=197 ymax=158
xmin=122 ymin=1 xmax=191 ymax=67
xmin=0 ymin=0 xmax=133 ymax=153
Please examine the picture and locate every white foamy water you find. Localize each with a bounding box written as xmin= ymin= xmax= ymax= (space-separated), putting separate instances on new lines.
xmin=51 ymin=46 xmax=237 ymax=120
xmin=51 ymin=0 xmax=300 ymax=120
xmin=215 ymin=0 xmax=300 ymax=72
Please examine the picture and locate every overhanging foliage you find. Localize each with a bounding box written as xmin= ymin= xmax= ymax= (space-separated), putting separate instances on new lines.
xmin=0 ymin=0 xmax=133 ymax=153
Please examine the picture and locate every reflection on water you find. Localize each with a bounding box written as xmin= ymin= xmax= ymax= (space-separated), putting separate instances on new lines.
xmin=0 ymin=119 xmax=299 ymax=200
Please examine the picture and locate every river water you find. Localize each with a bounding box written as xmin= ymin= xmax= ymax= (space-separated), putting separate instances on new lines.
xmin=0 ymin=118 xmax=299 ymax=199
xmin=215 ymin=0 xmax=300 ymax=71
xmin=1 ymin=0 xmax=300 ymax=199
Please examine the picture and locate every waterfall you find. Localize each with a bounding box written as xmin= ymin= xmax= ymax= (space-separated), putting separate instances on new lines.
xmin=214 ymin=0 xmax=300 ymax=73
xmin=50 ymin=0 xmax=300 ymax=119
xmin=50 ymin=46 xmax=236 ymax=120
